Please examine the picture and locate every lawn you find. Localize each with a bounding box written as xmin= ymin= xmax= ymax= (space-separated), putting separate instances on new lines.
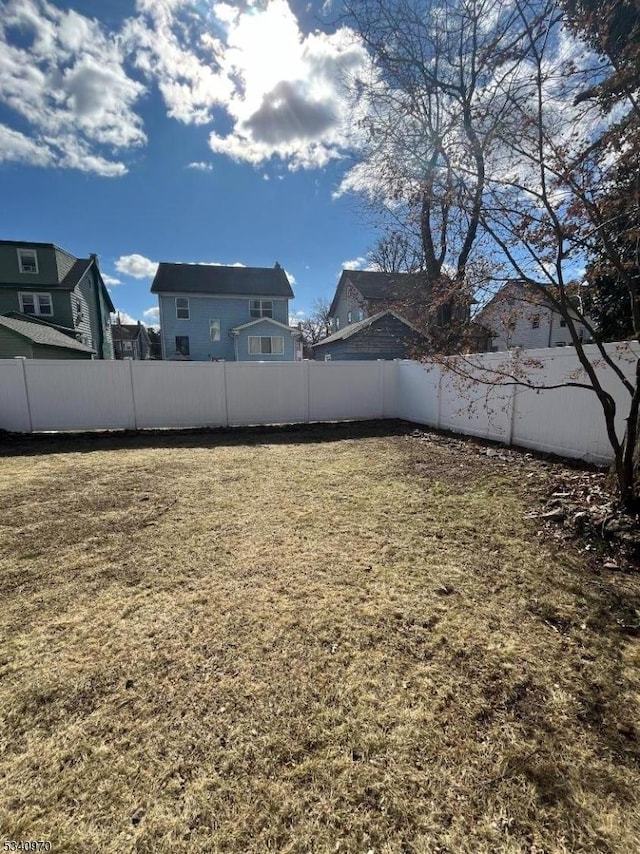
xmin=1 ymin=423 xmax=639 ymax=853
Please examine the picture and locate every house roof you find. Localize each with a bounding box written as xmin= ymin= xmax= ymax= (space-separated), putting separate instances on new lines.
xmin=112 ymin=323 xmax=143 ymax=342
xmin=150 ymin=263 xmax=294 ymax=298
xmin=0 ymin=315 xmax=96 ymax=352
xmin=313 ymin=310 xmax=424 ymax=348
xmin=475 ymin=279 xmax=585 ymax=323
xmin=231 ymin=317 xmax=301 ymax=335
xmin=330 ymin=269 xmax=427 ymax=315
xmin=61 ymin=258 xmax=93 ymax=289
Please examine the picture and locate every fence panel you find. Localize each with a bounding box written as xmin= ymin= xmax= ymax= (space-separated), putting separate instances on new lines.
xmin=24 ymin=360 xmax=135 ymax=431
xmin=308 ymin=361 xmax=384 ymax=422
xmin=0 ymin=360 xmax=31 ymax=433
xmin=225 ymin=362 xmax=308 ymax=425
xmin=131 ymin=360 xmax=227 ymax=429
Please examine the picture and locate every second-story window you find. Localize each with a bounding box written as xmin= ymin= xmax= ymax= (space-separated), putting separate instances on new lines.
xmin=532 ymin=314 xmax=540 ymax=329
xmin=347 ymin=310 xmax=352 ymax=323
xmin=176 ymin=297 xmax=190 ymax=319
xmin=17 ymin=248 xmax=38 ymax=274
xmin=209 ymin=319 xmax=220 ymax=341
xmin=335 ymin=317 xmax=340 ymax=330
xmin=250 ymin=299 xmax=273 ymax=318
xmin=19 ymin=292 xmax=52 ymax=316
xmin=358 ymin=309 xmax=365 ymax=321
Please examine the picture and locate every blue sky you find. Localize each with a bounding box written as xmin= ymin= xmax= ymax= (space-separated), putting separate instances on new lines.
xmin=0 ymin=0 xmax=378 ymax=326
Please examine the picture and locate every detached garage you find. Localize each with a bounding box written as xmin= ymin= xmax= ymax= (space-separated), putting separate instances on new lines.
xmin=312 ymin=310 xmax=427 ymax=361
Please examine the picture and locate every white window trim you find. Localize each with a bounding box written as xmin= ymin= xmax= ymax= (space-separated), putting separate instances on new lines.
xmin=249 ymin=299 xmax=274 ymax=319
xmin=123 ymin=340 xmax=133 ymax=351
xmin=175 ymin=297 xmax=190 ymax=319
xmin=17 ymin=248 xmax=39 ymax=274
xmin=209 ymin=319 xmax=221 ymax=341
xmin=248 ymin=335 xmax=284 ymax=356
xmin=19 ymin=292 xmax=53 ymax=316
xmin=324 ymin=353 xmax=332 ymax=361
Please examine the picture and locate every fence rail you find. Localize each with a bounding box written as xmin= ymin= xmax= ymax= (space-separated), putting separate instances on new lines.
xmin=0 ymin=343 xmax=637 ymax=464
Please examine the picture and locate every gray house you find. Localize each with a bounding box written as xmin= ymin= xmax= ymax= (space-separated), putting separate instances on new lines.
xmin=0 ymin=240 xmax=115 ymax=358
xmin=312 ymin=310 xmax=428 ymax=361
xmin=151 ymin=262 xmax=302 ymax=361
xmin=112 ymin=320 xmax=153 ymax=359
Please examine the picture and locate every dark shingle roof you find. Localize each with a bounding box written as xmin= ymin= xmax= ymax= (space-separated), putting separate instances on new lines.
xmin=112 ymin=323 xmax=141 ymax=342
xmin=313 ymin=310 xmax=423 ymax=347
xmin=0 ymin=315 xmax=96 ymax=352
xmin=150 ymin=263 xmax=294 ymax=297
xmin=330 ymin=269 xmax=427 ymax=315
xmin=61 ymin=258 xmax=93 ymax=288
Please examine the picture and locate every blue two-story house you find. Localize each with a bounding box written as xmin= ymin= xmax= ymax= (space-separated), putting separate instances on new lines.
xmin=151 ymin=262 xmax=301 ymax=361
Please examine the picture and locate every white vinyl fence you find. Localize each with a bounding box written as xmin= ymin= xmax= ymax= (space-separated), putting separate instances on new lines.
xmin=0 ymin=343 xmax=637 ymax=464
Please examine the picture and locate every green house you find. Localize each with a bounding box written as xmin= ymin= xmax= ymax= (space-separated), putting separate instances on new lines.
xmin=0 ymin=240 xmax=115 ymax=359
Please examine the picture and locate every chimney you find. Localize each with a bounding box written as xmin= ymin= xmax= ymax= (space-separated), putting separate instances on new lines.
xmin=89 ymin=252 xmax=99 ymax=267
xmin=274 ymin=261 xmax=281 ymax=269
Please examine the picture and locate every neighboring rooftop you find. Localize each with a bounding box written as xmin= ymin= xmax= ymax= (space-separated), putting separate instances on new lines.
xmin=151 ymin=263 xmax=294 ymax=298
xmin=0 ymin=315 xmax=96 ymax=353
xmin=112 ymin=323 xmax=144 ymax=341
xmin=331 ymin=270 xmax=426 ymax=314
xmin=313 ymin=310 xmax=423 ymax=347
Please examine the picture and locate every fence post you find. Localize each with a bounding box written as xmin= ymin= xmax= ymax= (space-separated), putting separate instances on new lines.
xmin=17 ymin=357 xmax=33 ymax=433
xmin=222 ymin=361 xmax=230 ymax=427
xmin=507 ymin=350 xmax=519 ymax=446
xmin=378 ymin=359 xmax=385 ymax=419
xmin=436 ymin=365 xmax=443 ymax=430
xmin=127 ymin=359 xmax=139 ymax=430
xmin=304 ymin=360 xmax=311 ymax=423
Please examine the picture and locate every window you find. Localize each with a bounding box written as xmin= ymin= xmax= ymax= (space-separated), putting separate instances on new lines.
xmin=176 ymin=297 xmax=190 ymax=319
xmin=250 ymin=299 xmax=273 ymax=318
xmin=175 ymin=336 xmax=190 ymax=356
xmin=17 ymin=248 xmax=38 ymax=274
xmin=75 ymin=296 xmax=83 ymax=322
xmin=335 ymin=317 xmax=340 ymax=330
xmin=347 ymin=310 xmax=352 ymax=323
xmin=531 ymin=314 xmax=540 ymax=329
xmin=559 ymin=318 xmax=567 ymax=327
xmin=123 ymin=341 xmax=133 ymax=351
xmin=209 ymin=319 xmax=221 ymax=341
xmin=358 ymin=309 xmax=365 ymax=321
xmin=324 ymin=353 xmax=332 ymax=361
xmin=555 ymin=341 xmax=566 ymax=347
xmin=19 ymin=292 xmax=52 ymax=316
xmin=248 ymin=336 xmax=284 ymax=355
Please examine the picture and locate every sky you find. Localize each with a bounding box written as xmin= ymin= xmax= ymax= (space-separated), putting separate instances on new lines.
xmin=0 ymin=0 xmax=378 ymax=327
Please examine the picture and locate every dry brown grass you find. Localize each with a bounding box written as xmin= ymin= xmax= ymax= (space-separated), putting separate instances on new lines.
xmin=1 ymin=424 xmax=639 ymax=853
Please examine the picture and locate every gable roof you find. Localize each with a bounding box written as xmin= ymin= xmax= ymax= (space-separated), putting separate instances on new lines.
xmin=151 ymin=263 xmax=294 ymax=298
xmin=330 ymin=269 xmax=427 ymax=315
xmin=0 ymin=315 xmax=96 ymax=352
xmin=313 ymin=310 xmax=425 ymax=348
xmin=475 ymin=279 xmax=585 ymax=323
xmin=112 ymin=323 xmax=143 ymax=342
xmin=231 ymin=317 xmax=301 ymax=335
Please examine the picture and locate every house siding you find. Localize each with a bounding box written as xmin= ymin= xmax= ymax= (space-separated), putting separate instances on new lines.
xmin=331 ymin=280 xmax=367 ymax=331
xmin=236 ymin=319 xmax=296 ymax=361
xmin=0 ymin=328 xmax=32 ymax=358
xmin=74 ymin=268 xmax=114 ymax=359
xmin=0 ymin=287 xmax=74 ymax=328
xmin=0 ymin=244 xmax=60 ymax=286
xmin=32 ymin=343 xmax=93 ymax=360
xmin=314 ymin=315 xmax=425 ymax=360
xmin=158 ymin=294 xmax=290 ymax=361
xmin=481 ymin=300 xmax=592 ymax=351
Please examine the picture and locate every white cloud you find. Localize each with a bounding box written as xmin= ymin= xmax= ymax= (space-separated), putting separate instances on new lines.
xmin=185 ymin=161 xmax=213 ymax=171
xmin=125 ymin=0 xmax=369 ymax=170
xmin=115 ymin=254 xmax=159 ymax=278
xmin=102 ymin=274 xmax=122 ymax=286
xmin=0 ymin=0 xmax=146 ymax=176
xmin=112 ymin=309 xmax=138 ymax=324
xmin=341 ymin=256 xmax=371 ymax=271
xmin=143 ymin=306 xmax=160 ymax=322
xmin=0 ymin=123 xmax=54 ymax=167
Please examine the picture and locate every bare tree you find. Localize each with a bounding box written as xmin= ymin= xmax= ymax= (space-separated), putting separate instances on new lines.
xmin=298 ymin=298 xmax=333 ymax=356
xmin=367 ymin=232 xmax=424 ymax=273
xmin=342 ymin=0 xmax=640 ymax=504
